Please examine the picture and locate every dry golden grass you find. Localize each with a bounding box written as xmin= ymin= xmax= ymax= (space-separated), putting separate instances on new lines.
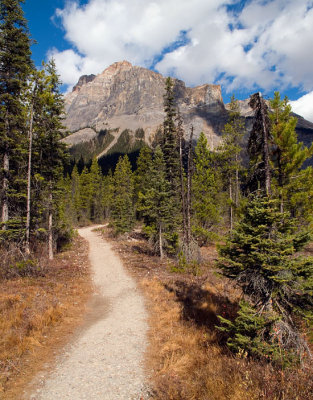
xmin=105 ymin=229 xmax=313 ymax=400
xmin=141 ymin=278 xmax=258 ymax=400
xmin=0 ymin=235 xmax=92 ymax=400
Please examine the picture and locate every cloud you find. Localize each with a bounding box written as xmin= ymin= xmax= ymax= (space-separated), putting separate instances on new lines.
xmin=290 ymin=92 xmax=313 ymax=123
xmin=50 ymin=0 xmax=313 ymax=101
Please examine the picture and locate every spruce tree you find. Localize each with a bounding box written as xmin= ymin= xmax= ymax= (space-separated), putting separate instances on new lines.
xmin=31 ymin=60 xmax=68 ymax=259
xmin=0 ymin=0 xmax=33 ymax=236
xmin=134 ymin=145 xmax=153 ymax=216
xmin=79 ymin=166 xmax=92 ymax=223
xmin=192 ymin=132 xmax=222 ymax=245
xmin=160 ymin=77 xmax=181 ymax=246
xmin=111 ymin=155 xmax=134 ymax=234
xmin=162 ymin=77 xmax=180 ymax=197
xmin=220 ymin=95 xmax=245 ymax=230
xmin=89 ymin=157 xmax=104 ymax=222
xmin=102 ymin=170 xmax=114 ymax=220
xmin=218 ymin=194 xmax=313 ymax=364
xmin=270 ymin=92 xmax=313 ymax=213
xmin=137 ymin=146 xmax=177 ymax=257
xmin=71 ymin=164 xmax=81 ymax=224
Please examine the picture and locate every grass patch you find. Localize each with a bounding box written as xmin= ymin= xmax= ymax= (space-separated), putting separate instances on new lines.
xmin=0 ymin=235 xmax=92 ymax=400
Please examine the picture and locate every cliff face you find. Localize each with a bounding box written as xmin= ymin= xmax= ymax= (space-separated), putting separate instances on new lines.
xmin=64 ymin=61 xmax=228 ymax=151
xmin=63 ymin=61 xmax=313 ymax=160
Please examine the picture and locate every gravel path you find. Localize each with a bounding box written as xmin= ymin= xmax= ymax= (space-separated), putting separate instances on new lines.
xmin=28 ymin=226 xmax=148 ymax=400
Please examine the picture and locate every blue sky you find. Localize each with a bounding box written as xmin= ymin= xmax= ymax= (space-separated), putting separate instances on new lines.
xmin=22 ymin=0 xmax=313 ymax=121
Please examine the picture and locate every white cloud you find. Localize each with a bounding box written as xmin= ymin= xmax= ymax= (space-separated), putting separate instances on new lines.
xmin=50 ymin=0 xmax=313 ymax=106
xmin=290 ymin=92 xmax=313 ymax=123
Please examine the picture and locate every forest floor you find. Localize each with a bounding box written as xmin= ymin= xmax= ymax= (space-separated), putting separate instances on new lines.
xmin=0 ymin=234 xmax=92 ymax=400
xmin=2 ymin=226 xmax=313 ymax=400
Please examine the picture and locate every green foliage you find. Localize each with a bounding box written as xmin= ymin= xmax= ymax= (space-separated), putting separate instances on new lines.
xmin=137 ymin=146 xmax=178 ymax=256
xmin=134 ymin=145 xmax=153 ymax=208
xmin=218 ymin=301 xmax=284 ymax=362
xmin=0 ymin=0 xmax=33 ymax=238
xmin=219 ymin=95 xmax=246 ymax=228
xmin=162 ymin=77 xmax=180 ymax=194
xmin=218 ymin=194 xmax=313 ymax=364
xmin=69 ymin=130 xmax=114 ymax=162
xmin=269 ymin=92 xmax=313 ymax=219
xmin=192 ymin=133 xmax=222 ymax=245
xmin=111 ymin=155 xmax=135 ymax=234
xmin=107 ymin=129 xmax=144 ymax=155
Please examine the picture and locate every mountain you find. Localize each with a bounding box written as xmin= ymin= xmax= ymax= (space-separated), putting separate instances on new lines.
xmin=63 ymin=61 xmax=313 ymax=163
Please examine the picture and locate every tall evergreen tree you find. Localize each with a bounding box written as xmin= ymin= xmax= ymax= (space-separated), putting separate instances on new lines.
xmin=32 ymin=60 xmax=68 ymax=259
xmin=71 ymin=164 xmax=81 ymax=224
xmin=89 ymin=157 xmax=104 ymax=222
xmin=134 ymin=145 xmax=153 ymax=216
xmin=0 ymin=0 xmax=33 ymax=236
xmin=79 ymin=166 xmax=92 ymax=223
xmin=102 ymin=169 xmax=114 ymax=220
xmin=137 ymin=146 xmax=176 ymax=257
xmin=162 ymin=77 xmax=180 ymax=194
xmin=220 ymin=95 xmax=245 ymax=230
xmin=192 ymin=132 xmax=222 ymax=245
xmin=269 ymin=92 xmax=313 ymax=213
xmin=111 ymin=155 xmax=134 ymax=234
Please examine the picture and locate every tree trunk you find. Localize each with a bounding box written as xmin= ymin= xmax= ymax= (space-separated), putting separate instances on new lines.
xmin=159 ymin=224 xmax=163 ymax=259
xmin=177 ymin=112 xmax=187 ymax=240
xmin=259 ymin=94 xmax=271 ymax=195
xmin=2 ymin=113 xmax=10 ymax=230
xmin=235 ymin=154 xmax=239 ymax=207
xmin=25 ymin=103 xmax=34 ymax=254
xmin=186 ymin=127 xmax=193 ymax=248
xmin=229 ymin=177 xmax=233 ymax=231
xmin=2 ymin=152 xmax=9 ymax=230
xmin=48 ymin=187 xmax=53 ymax=260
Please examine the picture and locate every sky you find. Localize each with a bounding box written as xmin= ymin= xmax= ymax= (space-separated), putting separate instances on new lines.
xmin=22 ymin=0 xmax=313 ymax=122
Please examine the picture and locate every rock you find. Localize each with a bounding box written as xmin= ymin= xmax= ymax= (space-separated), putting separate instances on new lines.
xmin=64 ymin=61 xmax=228 ymax=152
xmin=63 ymin=60 xmax=313 ymax=158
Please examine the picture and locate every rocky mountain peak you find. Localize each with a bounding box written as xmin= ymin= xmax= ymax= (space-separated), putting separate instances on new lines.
xmin=72 ymin=74 xmax=96 ymax=93
xmin=64 ymin=61 xmax=227 ymax=151
xmin=63 ymin=61 xmax=313 ymax=161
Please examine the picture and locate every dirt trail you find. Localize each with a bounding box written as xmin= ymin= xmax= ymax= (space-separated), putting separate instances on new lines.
xmin=28 ymin=225 xmax=148 ymax=400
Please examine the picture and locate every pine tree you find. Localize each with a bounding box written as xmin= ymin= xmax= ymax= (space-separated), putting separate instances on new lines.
xmin=134 ymin=145 xmax=153 ymax=216
xmin=0 ymin=0 xmax=33 ymax=236
xmin=162 ymin=77 xmax=180 ymax=195
xmin=102 ymin=169 xmax=114 ymax=220
xmin=220 ymin=95 xmax=245 ymax=230
xmin=270 ymin=92 xmax=313 ymax=213
xmin=31 ymin=60 xmax=68 ymax=259
xmin=71 ymin=164 xmax=81 ymax=224
xmin=192 ymin=132 xmax=222 ymax=245
xmin=111 ymin=155 xmax=134 ymax=234
xmin=137 ymin=146 xmax=177 ymax=257
xmin=89 ymin=157 xmax=104 ymax=222
xmin=218 ymin=194 xmax=313 ymax=364
xmin=79 ymin=166 xmax=92 ymax=223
